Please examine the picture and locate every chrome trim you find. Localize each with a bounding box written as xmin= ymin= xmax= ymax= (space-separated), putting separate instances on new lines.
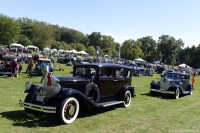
xmin=150 ymin=88 xmax=175 ymax=94
xmin=19 ymin=100 xmax=56 ymax=113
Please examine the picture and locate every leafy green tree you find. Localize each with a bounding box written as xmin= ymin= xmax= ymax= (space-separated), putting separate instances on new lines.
xmin=71 ymin=43 xmax=86 ymax=51
xmin=60 ymin=28 xmax=85 ymax=44
xmin=17 ymin=17 xmax=36 ymax=40
xmin=32 ymin=22 xmax=54 ymax=49
xmin=138 ymin=36 xmax=157 ymax=62
xmin=0 ymin=14 xmax=21 ymax=45
xmin=157 ymin=35 xmax=184 ymax=65
xmin=121 ymin=39 xmax=143 ymax=60
xmin=18 ymin=35 xmax=32 ymax=46
xmin=87 ymin=46 xmax=96 ymax=55
xmin=88 ymin=32 xmax=102 ymax=48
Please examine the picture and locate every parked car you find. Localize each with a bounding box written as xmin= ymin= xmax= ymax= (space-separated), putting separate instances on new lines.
xmin=145 ymin=68 xmax=154 ymax=76
xmin=19 ymin=63 xmax=136 ymax=124
xmin=150 ymin=71 xmax=193 ymax=99
xmin=29 ymin=58 xmax=54 ymax=76
xmin=0 ymin=55 xmax=22 ymax=76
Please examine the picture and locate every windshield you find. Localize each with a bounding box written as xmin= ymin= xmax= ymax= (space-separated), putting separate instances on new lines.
xmin=74 ymin=67 xmax=97 ymax=78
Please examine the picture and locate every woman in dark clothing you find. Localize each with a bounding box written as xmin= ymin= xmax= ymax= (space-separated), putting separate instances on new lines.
xmin=11 ymin=58 xmax=18 ymax=78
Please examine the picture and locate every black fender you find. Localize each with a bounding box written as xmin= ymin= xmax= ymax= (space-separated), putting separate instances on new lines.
xmin=186 ymin=84 xmax=193 ymax=91
xmin=47 ymin=87 xmax=98 ymax=108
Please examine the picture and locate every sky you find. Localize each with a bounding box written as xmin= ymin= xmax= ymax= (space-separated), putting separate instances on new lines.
xmin=0 ymin=0 xmax=200 ymax=47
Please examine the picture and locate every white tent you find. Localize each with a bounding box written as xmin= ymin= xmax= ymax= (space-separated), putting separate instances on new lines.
xmin=134 ymin=58 xmax=146 ymax=62
xmin=179 ymin=63 xmax=192 ymax=69
xmin=58 ymin=49 xmax=64 ymax=52
xmin=10 ymin=43 xmax=24 ymax=49
xmin=69 ymin=49 xmax=78 ymax=53
xmin=27 ymin=45 xmax=39 ymax=50
xmin=78 ymin=51 xmax=88 ymax=55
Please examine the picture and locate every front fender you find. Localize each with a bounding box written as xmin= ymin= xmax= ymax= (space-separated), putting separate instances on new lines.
xmin=51 ymin=87 xmax=98 ymax=108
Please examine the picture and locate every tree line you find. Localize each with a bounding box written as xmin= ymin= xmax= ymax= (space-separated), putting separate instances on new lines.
xmin=0 ymin=14 xmax=200 ymax=68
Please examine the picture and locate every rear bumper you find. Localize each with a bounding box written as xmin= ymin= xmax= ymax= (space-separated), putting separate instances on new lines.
xmin=19 ymin=100 xmax=56 ymax=113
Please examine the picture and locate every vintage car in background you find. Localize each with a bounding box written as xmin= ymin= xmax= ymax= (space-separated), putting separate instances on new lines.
xmin=0 ymin=55 xmax=22 ymax=76
xmin=29 ymin=58 xmax=54 ymax=76
xmin=150 ymin=71 xmax=193 ymax=99
xmin=145 ymin=68 xmax=154 ymax=76
xmin=19 ymin=63 xmax=135 ymax=124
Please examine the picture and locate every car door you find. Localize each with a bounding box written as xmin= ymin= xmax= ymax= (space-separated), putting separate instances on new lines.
xmin=113 ymin=68 xmax=126 ymax=94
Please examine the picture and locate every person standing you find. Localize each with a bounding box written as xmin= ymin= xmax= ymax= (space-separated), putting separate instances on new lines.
xmin=40 ymin=62 xmax=49 ymax=83
xmin=11 ymin=58 xmax=18 ymax=78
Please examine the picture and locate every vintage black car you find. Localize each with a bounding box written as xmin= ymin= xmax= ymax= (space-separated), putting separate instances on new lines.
xmin=19 ymin=63 xmax=135 ymax=124
xmin=150 ymin=71 xmax=193 ymax=99
xmin=0 ymin=55 xmax=22 ymax=76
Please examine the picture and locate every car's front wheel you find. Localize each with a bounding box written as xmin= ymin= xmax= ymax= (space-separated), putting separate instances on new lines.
xmin=57 ymin=97 xmax=80 ymax=124
xmin=174 ymin=88 xmax=180 ymax=99
xmin=123 ymin=90 xmax=131 ymax=107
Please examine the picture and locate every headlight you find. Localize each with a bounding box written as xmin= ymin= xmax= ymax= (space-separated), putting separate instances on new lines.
xmin=53 ymin=84 xmax=61 ymax=93
xmin=25 ymin=81 xmax=32 ymax=90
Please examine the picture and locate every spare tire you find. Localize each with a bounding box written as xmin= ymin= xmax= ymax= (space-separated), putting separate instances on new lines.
xmin=85 ymin=83 xmax=100 ymax=103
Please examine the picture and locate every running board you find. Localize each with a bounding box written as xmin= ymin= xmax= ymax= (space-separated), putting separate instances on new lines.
xmin=96 ymin=101 xmax=124 ymax=107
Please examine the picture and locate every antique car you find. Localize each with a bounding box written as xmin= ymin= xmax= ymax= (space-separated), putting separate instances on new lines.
xmin=145 ymin=68 xmax=154 ymax=76
xmin=29 ymin=58 xmax=54 ymax=76
xmin=150 ymin=71 xmax=193 ymax=99
xmin=0 ymin=55 xmax=22 ymax=76
xmin=19 ymin=63 xmax=135 ymax=124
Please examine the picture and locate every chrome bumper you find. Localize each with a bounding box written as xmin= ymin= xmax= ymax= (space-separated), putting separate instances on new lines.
xmin=150 ymin=88 xmax=175 ymax=94
xmin=19 ymin=100 xmax=56 ymax=113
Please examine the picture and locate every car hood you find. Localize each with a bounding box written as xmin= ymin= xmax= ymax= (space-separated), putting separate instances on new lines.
xmin=55 ymin=76 xmax=90 ymax=89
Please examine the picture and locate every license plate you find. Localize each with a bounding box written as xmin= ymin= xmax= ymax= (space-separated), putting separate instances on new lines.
xmin=36 ymin=95 xmax=44 ymax=102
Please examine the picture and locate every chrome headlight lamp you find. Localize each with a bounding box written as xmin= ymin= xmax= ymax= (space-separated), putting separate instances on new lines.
xmin=53 ymin=84 xmax=61 ymax=93
xmin=25 ymin=81 xmax=32 ymax=91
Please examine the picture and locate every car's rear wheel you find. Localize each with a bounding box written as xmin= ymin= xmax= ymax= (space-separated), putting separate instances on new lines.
xmin=57 ymin=97 xmax=79 ymax=124
xmin=123 ymin=90 xmax=131 ymax=107
xmin=174 ymin=88 xmax=180 ymax=99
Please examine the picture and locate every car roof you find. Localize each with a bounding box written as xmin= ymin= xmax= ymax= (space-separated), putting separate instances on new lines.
xmin=167 ymin=71 xmax=190 ymax=76
xmin=75 ymin=63 xmax=131 ymax=69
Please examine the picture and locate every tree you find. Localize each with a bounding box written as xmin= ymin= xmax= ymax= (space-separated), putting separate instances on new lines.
xmin=88 ymin=32 xmax=102 ymax=47
xmin=157 ymin=35 xmax=184 ymax=65
xmin=138 ymin=36 xmax=157 ymax=62
xmin=18 ymin=35 xmax=32 ymax=46
xmin=0 ymin=14 xmax=21 ymax=45
xmin=121 ymin=39 xmax=143 ymax=60
xmin=87 ymin=46 xmax=96 ymax=55
xmin=32 ymin=22 xmax=54 ymax=49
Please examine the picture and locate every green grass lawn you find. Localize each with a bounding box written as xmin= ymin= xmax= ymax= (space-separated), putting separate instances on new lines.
xmin=0 ymin=63 xmax=199 ymax=133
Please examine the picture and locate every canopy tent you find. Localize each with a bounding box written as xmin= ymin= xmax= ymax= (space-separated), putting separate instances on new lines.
xmin=77 ymin=51 xmax=89 ymax=55
xmin=58 ymin=49 xmax=64 ymax=52
xmin=43 ymin=47 xmax=50 ymax=52
xmin=69 ymin=49 xmax=78 ymax=53
xmin=26 ymin=45 xmax=39 ymax=50
xmin=134 ymin=58 xmax=146 ymax=62
xmin=10 ymin=43 xmax=24 ymax=49
xmin=52 ymin=48 xmax=57 ymax=52
xmin=179 ymin=63 xmax=192 ymax=69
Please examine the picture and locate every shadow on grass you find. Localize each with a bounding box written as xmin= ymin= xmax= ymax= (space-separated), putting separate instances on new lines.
xmin=0 ymin=110 xmax=61 ymax=127
xmin=0 ymin=106 xmax=117 ymax=127
xmin=141 ymin=92 xmax=185 ymax=99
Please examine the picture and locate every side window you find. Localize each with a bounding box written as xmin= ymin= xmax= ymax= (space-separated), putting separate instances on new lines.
xmin=125 ymin=70 xmax=131 ymax=78
xmin=99 ymin=67 xmax=114 ymax=78
xmin=116 ymin=68 xmax=124 ymax=78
